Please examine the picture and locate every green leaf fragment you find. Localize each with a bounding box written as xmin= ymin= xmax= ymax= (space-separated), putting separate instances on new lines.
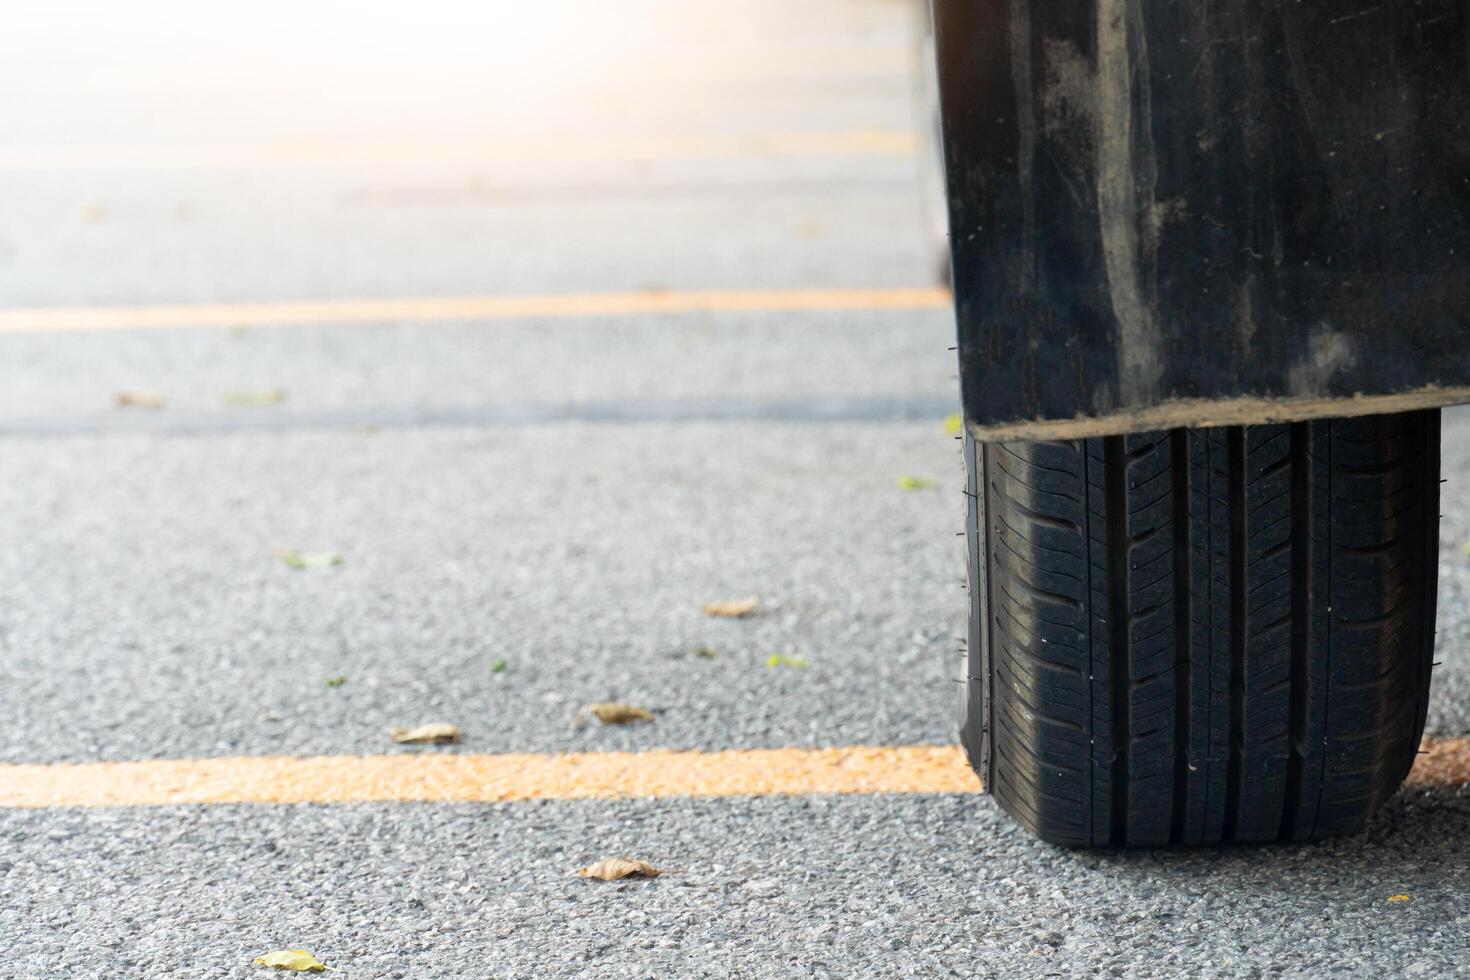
xmin=491 ymin=658 xmax=508 ymax=673
xmin=279 ymin=549 xmax=343 ymax=570
xmin=324 ymin=676 xmax=346 ymax=688
xmin=897 ymin=475 xmax=936 ymax=491
xmin=766 ymin=654 xmax=809 ymax=669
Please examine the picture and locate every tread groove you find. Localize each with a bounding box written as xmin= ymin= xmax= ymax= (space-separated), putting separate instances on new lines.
xmin=1105 ymin=436 xmax=1129 ymax=848
xmin=991 ymin=483 xmax=1083 ymax=533
xmin=1222 ymin=428 xmax=1246 ymax=843
xmin=1280 ymin=423 xmax=1309 ymax=842
xmin=1308 ymin=424 xmax=1334 ymax=840
xmin=1170 ymin=429 xmax=1190 ymax=847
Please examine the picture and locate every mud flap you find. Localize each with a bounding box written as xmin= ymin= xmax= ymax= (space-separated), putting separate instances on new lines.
xmin=932 ymin=0 xmax=1470 ymax=439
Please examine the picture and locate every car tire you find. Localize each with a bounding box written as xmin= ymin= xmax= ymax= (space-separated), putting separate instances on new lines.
xmin=960 ymin=411 xmax=1441 ymax=847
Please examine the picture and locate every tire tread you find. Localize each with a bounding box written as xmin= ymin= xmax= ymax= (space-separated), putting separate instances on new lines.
xmin=962 ymin=411 xmax=1440 ymax=847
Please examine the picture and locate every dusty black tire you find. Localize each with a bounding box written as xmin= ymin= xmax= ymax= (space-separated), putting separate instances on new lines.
xmin=961 ymin=411 xmax=1440 ymax=847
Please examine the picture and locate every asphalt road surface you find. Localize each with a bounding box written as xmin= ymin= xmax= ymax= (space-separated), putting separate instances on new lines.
xmin=2 ymin=1 xmax=1469 ymax=977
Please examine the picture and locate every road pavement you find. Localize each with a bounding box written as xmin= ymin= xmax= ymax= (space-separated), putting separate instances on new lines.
xmin=2 ymin=1 xmax=1469 ymax=976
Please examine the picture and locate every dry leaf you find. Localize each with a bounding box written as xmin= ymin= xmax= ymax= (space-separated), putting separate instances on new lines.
xmin=115 ymin=391 xmax=165 ymax=410
xmin=704 ymin=596 xmax=759 ymax=618
xmin=278 ymin=549 xmax=343 ymax=570
xmin=252 ymin=949 xmax=327 ymax=972
xmin=390 ymin=723 xmax=460 ymax=744
xmin=767 ymin=654 xmax=809 ymax=669
xmin=692 ymin=646 xmax=719 ymax=659
xmin=224 ymin=387 xmax=287 ymax=407
xmin=588 ymin=703 xmax=654 ymax=725
xmin=1387 ymin=894 xmax=1410 ymax=903
xmin=944 ymin=412 xmax=963 ymax=436
xmin=578 ymin=857 xmax=660 ymax=881
xmin=897 ymin=475 xmax=936 ymax=490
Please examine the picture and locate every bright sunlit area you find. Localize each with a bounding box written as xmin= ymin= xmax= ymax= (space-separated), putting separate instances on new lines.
xmin=2 ymin=1 xmax=1469 ymax=976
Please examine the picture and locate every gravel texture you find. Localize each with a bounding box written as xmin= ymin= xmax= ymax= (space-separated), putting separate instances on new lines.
xmin=4 ymin=0 xmax=1470 ymax=975
xmin=0 ymin=422 xmax=968 ymax=765
xmin=3 ymin=789 xmax=1468 ymax=978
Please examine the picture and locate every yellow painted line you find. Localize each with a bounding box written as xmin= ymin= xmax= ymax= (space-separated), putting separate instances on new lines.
xmin=0 ymin=737 xmax=1464 ymax=809
xmin=0 ymin=130 xmax=917 ymax=172
xmin=0 ymin=745 xmax=978 ymax=809
xmin=0 ymin=287 xmax=952 ymax=336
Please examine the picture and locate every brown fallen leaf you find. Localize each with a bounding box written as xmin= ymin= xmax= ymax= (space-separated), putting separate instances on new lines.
xmin=578 ymin=857 xmax=660 ymax=881
xmin=115 ymin=391 xmax=165 ymax=409
xmin=704 ymin=596 xmax=759 ymax=618
xmin=588 ymin=703 xmax=654 ymax=725
xmin=390 ymin=723 xmax=460 ymax=744
xmin=252 ymin=949 xmax=327 ymax=972
xmin=1387 ymin=893 xmax=1410 ymax=903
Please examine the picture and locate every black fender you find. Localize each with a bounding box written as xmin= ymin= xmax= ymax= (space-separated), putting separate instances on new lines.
xmin=933 ymin=0 xmax=1470 ymax=438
